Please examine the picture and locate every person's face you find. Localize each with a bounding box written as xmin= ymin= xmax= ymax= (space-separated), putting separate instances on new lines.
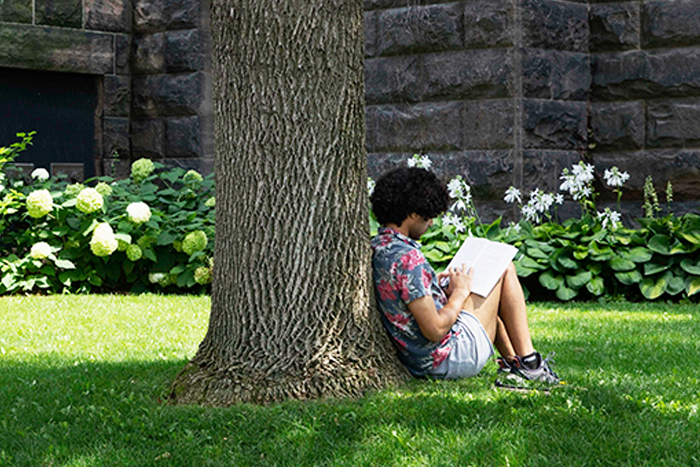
xmin=407 ymin=214 xmax=433 ymax=240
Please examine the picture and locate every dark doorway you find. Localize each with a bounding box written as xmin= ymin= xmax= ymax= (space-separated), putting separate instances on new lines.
xmin=0 ymin=67 xmax=98 ymax=180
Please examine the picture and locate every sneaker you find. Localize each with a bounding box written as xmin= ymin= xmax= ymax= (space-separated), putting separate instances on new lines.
xmin=509 ymin=352 xmax=560 ymax=384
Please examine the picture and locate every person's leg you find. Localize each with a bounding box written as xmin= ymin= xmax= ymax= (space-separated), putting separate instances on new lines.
xmin=462 ymin=262 xmax=534 ymax=358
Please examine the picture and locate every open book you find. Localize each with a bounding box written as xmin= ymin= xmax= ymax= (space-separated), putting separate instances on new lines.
xmin=441 ymin=237 xmax=518 ymax=298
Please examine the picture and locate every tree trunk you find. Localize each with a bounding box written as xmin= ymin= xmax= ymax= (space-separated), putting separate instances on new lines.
xmin=169 ymin=0 xmax=408 ymax=406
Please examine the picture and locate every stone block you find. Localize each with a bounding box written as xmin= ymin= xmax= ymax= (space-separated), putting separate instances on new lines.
xmin=0 ymin=24 xmax=113 ymax=74
xmin=132 ymin=72 xmax=204 ymax=117
xmin=115 ymin=34 xmax=131 ymax=75
xmin=522 ymin=150 xmax=580 ymax=194
xmin=131 ymin=118 xmax=165 ymax=158
xmin=367 ymin=150 xmax=515 ymax=200
xmin=365 ymin=56 xmax=422 ymax=104
xmin=642 ymin=0 xmax=700 ymax=49
xmin=522 ymin=0 xmax=589 ymax=53
xmin=133 ymin=33 xmax=166 ymax=74
xmin=523 ymin=100 xmax=587 ymax=150
xmin=104 ymin=75 xmax=131 ymax=117
xmin=647 ymin=98 xmax=700 ymax=148
xmin=364 ymin=0 xmax=420 ymax=10
xmin=365 ymin=11 xmax=377 ymax=58
xmin=592 ymin=49 xmax=700 ymax=101
xmin=103 ymin=117 xmax=130 ymax=159
xmin=162 ymin=157 xmax=214 ymax=175
xmin=463 ymin=0 xmax=514 ymax=49
xmin=36 ymin=0 xmax=82 ymax=27
xmin=166 ymin=116 xmax=202 ymax=157
xmin=589 ymin=2 xmax=640 ymax=52
xmin=133 ymin=0 xmax=200 ymax=33
xmin=593 ymin=150 xmax=700 ymax=200
xmin=1 ymin=0 xmax=32 ymax=23
xmin=422 ymin=49 xmax=514 ymax=101
xmin=463 ymin=100 xmax=515 ymax=149
xmin=165 ymin=29 xmax=204 ymax=72
xmin=590 ymin=101 xmax=644 ymax=150
xmin=85 ymin=0 xmax=132 ymax=32
xmin=522 ymin=48 xmax=590 ymax=101
xmin=102 ymin=158 xmax=130 ymax=179
xmin=366 ymin=102 xmax=462 ymax=152
xmin=377 ymin=3 xmax=462 ymax=56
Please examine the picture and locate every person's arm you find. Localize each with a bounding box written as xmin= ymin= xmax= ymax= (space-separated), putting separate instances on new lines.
xmin=408 ymin=265 xmax=473 ymax=342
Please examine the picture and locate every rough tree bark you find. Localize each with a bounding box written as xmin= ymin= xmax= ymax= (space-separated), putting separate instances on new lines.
xmin=169 ymin=0 xmax=408 ymax=405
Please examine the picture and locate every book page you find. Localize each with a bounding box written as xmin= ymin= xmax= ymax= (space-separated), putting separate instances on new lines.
xmin=444 ymin=237 xmax=518 ymax=297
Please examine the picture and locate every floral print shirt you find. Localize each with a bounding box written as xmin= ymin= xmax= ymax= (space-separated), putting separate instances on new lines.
xmin=371 ymin=227 xmax=455 ymax=376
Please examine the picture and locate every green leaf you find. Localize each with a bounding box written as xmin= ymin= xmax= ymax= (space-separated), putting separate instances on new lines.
xmin=514 ymin=262 xmax=537 ymax=278
xmin=434 ymin=241 xmax=452 ymax=254
xmin=54 ymin=259 xmax=75 ymax=270
xmin=66 ymin=217 xmax=81 ymax=230
xmin=586 ymin=276 xmax=605 ymax=296
xmin=573 ymin=249 xmax=589 ymax=260
xmin=114 ymin=233 xmax=132 ymax=244
xmin=556 ymin=285 xmax=578 ymax=301
xmin=157 ymin=231 xmax=179 ymax=246
xmin=680 ymin=258 xmax=700 ymax=275
xmin=625 ymin=247 xmax=653 ymax=263
xmin=123 ymin=261 xmax=135 ymax=275
xmin=640 ymin=276 xmax=667 ymax=300
xmin=517 ymin=256 xmax=545 ymax=271
xmin=644 ymin=261 xmax=670 ymax=276
xmin=82 ymin=219 xmax=100 ymax=237
xmin=664 ymin=271 xmax=685 ymax=296
xmin=62 ymin=198 xmax=77 ymax=208
xmin=677 ymin=229 xmax=700 ymax=245
xmin=566 ymin=270 xmax=592 ymax=289
xmin=118 ymin=220 xmax=133 ymax=234
xmin=609 ymin=255 xmax=636 ymax=272
xmin=170 ymin=265 xmax=185 ymax=275
xmin=143 ymin=248 xmax=157 ymax=262
xmin=648 ymin=235 xmax=671 ymax=254
xmin=615 ymin=270 xmax=642 ymax=285
xmin=423 ymin=249 xmax=447 ymax=263
xmin=524 ymin=239 xmax=555 ymax=253
xmin=527 ymin=247 xmax=549 ymax=259
xmin=589 ymin=242 xmax=615 ymax=261
xmin=538 ymin=271 xmax=564 ymax=291
xmin=557 ymin=254 xmax=578 ymax=270
xmin=88 ymin=272 xmax=103 ymax=287
xmin=685 ymin=276 xmax=700 ymax=297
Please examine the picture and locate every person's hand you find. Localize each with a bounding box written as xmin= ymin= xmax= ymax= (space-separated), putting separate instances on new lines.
xmin=447 ymin=264 xmax=473 ymax=299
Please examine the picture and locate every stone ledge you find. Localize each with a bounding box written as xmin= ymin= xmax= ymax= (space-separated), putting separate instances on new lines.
xmin=0 ymin=24 xmax=114 ymax=74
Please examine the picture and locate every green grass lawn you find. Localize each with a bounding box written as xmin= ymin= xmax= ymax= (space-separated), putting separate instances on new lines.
xmin=1 ymin=295 xmax=699 ymax=466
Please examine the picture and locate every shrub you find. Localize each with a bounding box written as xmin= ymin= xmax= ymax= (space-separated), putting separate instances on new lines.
xmin=0 ymin=133 xmax=214 ymax=294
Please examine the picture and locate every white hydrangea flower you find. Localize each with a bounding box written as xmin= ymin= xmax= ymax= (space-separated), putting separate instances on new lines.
xmin=95 ymin=181 xmax=113 ymax=197
xmin=149 ymin=273 xmax=166 ymax=284
xmin=504 ymin=186 xmax=522 ymax=204
xmin=407 ymin=154 xmax=432 ymax=170
xmin=30 ymin=242 xmax=52 ymax=260
xmin=367 ymin=178 xmax=376 ymax=197
xmin=597 ymin=208 xmax=622 ymax=230
xmin=26 ymin=189 xmax=53 ymax=218
xmin=31 ymin=168 xmax=50 ymax=181
xmin=126 ymin=202 xmax=152 ymax=224
xmin=603 ymin=167 xmax=630 ymax=188
xmin=194 ymin=266 xmax=212 ymax=285
xmin=90 ymin=223 xmax=118 ymax=257
xmin=76 ymin=188 xmax=104 ymax=214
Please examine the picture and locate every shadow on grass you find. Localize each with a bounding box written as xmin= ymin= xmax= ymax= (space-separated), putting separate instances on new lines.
xmin=2 ymin=355 xmax=700 ymax=466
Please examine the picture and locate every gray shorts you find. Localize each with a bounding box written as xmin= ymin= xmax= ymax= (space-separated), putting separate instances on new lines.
xmin=431 ymin=311 xmax=494 ymax=379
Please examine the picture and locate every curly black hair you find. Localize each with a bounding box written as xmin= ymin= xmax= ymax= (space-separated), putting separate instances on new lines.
xmin=371 ymin=167 xmax=449 ymax=226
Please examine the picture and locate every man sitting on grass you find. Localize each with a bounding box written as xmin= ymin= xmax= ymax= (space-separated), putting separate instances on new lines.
xmin=370 ymin=167 xmax=560 ymax=384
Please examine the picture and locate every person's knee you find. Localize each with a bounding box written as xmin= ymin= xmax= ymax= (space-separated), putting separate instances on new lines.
xmin=505 ymin=262 xmax=517 ymax=277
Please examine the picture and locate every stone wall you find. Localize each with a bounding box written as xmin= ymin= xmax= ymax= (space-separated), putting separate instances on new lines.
xmin=365 ymin=0 xmax=700 ymax=220
xmin=589 ymin=0 xmax=700 ymax=217
xmin=2 ymin=0 xmax=700 ymax=219
xmin=0 ymin=0 xmax=212 ymax=179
